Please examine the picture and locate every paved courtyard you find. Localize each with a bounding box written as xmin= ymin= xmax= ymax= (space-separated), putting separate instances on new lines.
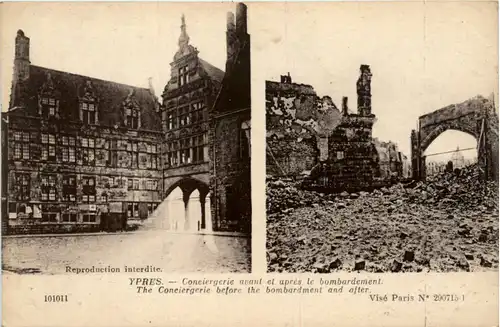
xmin=2 ymin=232 xmax=251 ymax=274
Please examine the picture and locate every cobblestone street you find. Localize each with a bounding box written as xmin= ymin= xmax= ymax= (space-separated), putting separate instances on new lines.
xmin=2 ymin=232 xmax=251 ymax=274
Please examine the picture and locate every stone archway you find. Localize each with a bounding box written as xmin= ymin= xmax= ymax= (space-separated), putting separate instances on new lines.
xmin=155 ymin=178 xmax=210 ymax=233
xmin=165 ymin=187 xmax=184 ymax=231
xmin=411 ymin=95 xmax=498 ymax=181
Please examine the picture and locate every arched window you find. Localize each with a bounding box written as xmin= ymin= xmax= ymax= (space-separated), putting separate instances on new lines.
xmin=240 ymin=120 xmax=250 ymax=158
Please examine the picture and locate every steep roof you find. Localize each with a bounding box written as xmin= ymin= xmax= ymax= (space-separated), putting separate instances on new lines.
xmin=199 ymin=58 xmax=225 ymax=84
xmin=10 ymin=65 xmax=162 ymax=132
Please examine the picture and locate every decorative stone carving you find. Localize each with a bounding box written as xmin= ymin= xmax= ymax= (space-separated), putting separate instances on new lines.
xmin=174 ymin=15 xmax=198 ymax=61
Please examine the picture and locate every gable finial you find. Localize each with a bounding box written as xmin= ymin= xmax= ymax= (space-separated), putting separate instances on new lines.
xmin=178 ymin=14 xmax=190 ymax=49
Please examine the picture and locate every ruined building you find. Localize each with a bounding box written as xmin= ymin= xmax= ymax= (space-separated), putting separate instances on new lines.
xmin=373 ymin=138 xmax=407 ymax=179
xmin=266 ymin=65 xmax=379 ymax=192
xmin=2 ymin=4 xmax=251 ymax=235
xmin=266 ymin=74 xmax=321 ymax=176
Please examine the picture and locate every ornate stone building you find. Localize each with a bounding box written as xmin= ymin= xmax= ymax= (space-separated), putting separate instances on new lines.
xmin=2 ymin=4 xmax=252 ymax=235
xmin=157 ymin=15 xmax=224 ymax=232
xmin=3 ymin=30 xmax=163 ymax=234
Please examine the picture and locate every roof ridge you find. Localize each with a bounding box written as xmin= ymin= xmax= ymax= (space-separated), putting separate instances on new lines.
xmin=30 ymin=65 xmax=151 ymax=91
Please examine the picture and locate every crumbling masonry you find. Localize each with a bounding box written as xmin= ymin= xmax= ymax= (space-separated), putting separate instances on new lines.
xmin=266 ymin=65 xmax=380 ymax=192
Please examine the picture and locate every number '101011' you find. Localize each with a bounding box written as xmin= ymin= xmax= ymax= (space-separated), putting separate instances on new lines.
xmin=44 ymin=295 xmax=68 ymax=302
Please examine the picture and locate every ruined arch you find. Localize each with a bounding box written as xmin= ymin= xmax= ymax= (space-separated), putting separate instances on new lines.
xmin=420 ymin=120 xmax=479 ymax=154
xmin=411 ymin=95 xmax=498 ymax=181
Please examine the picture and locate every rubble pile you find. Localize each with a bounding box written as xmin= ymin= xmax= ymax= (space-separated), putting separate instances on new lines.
xmin=267 ymin=165 xmax=498 ymax=273
xmin=267 ymin=178 xmax=330 ymax=214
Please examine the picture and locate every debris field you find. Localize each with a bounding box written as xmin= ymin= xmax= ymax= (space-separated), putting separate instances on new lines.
xmin=266 ymin=165 xmax=498 ymax=273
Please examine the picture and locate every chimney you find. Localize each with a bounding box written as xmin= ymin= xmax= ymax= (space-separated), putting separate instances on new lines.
xmin=227 ymin=11 xmax=236 ymax=32
xmin=235 ymin=3 xmax=248 ymax=35
xmin=280 ymin=73 xmax=292 ymax=84
xmin=10 ymin=30 xmax=30 ymax=109
xmin=226 ymin=11 xmax=237 ymax=73
xmin=342 ymin=97 xmax=348 ymax=115
xmin=13 ymin=30 xmax=30 ymax=82
xmin=148 ymin=77 xmax=155 ymax=96
xmin=356 ymin=64 xmax=372 ymax=115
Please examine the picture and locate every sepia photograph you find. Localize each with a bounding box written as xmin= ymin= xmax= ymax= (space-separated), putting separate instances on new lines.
xmin=1 ymin=2 xmax=252 ymax=274
xmin=264 ymin=2 xmax=498 ymax=273
xmin=0 ymin=2 xmax=499 ymax=327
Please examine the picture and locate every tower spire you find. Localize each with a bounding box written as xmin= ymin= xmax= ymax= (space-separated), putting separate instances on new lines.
xmin=178 ymin=14 xmax=190 ymax=49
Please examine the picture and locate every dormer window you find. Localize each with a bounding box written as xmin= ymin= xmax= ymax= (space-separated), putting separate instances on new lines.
xmin=41 ymin=97 xmax=57 ymax=119
xmin=126 ymin=105 xmax=139 ymax=129
xmin=179 ymin=65 xmax=189 ymax=86
xmin=80 ymin=101 xmax=97 ymax=125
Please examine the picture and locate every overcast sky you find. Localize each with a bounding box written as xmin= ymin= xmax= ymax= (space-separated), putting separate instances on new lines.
xmin=1 ymin=2 xmax=234 ymax=109
xmin=1 ymin=2 xmax=497 ymax=162
xmin=252 ymin=2 xmax=497 ymax=160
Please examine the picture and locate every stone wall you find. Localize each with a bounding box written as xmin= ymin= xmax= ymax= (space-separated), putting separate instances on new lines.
xmin=266 ymin=79 xmax=342 ymax=177
xmin=266 ymin=136 xmax=318 ymax=176
xmin=209 ymin=3 xmax=251 ymax=234
xmin=211 ymin=112 xmax=251 ymax=233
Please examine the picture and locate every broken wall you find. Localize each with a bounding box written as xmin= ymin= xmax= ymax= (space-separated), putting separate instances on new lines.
xmin=265 ymin=80 xmax=342 ymax=176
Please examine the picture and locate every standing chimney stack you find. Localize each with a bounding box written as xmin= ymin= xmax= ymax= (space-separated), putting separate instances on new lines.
xmin=13 ymin=30 xmax=30 ymax=82
xmin=227 ymin=11 xmax=235 ymax=31
xmin=342 ymin=96 xmax=348 ymax=115
xmin=235 ymin=3 xmax=248 ymax=35
xmin=356 ymin=64 xmax=372 ymax=116
xmin=226 ymin=11 xmax=237 ymax=73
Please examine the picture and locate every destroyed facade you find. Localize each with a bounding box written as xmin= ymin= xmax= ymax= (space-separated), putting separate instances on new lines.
xmin=266 ymin=65 xmax=407 ymax=192
xmin=1 ymin=4 xmax=251 ymax=235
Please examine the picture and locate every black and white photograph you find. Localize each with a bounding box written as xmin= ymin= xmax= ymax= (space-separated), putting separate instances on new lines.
xmin=264 ymin=2 xmax=498 ymax=273
xmin=1 ymin=2 xmax=252 ymax=274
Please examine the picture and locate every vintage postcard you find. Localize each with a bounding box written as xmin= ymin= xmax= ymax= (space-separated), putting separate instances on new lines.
xmin=1 ymin=1 xmax=498 ymax=327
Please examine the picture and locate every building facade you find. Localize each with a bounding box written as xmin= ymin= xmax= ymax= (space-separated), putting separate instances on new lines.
xmin=2 ymin=4 xmax=252 ymax=235
xmin=157 ymin=15 xmax=224 ymax=232
xmin=3 ymin=30 xmax=163 ymax=235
